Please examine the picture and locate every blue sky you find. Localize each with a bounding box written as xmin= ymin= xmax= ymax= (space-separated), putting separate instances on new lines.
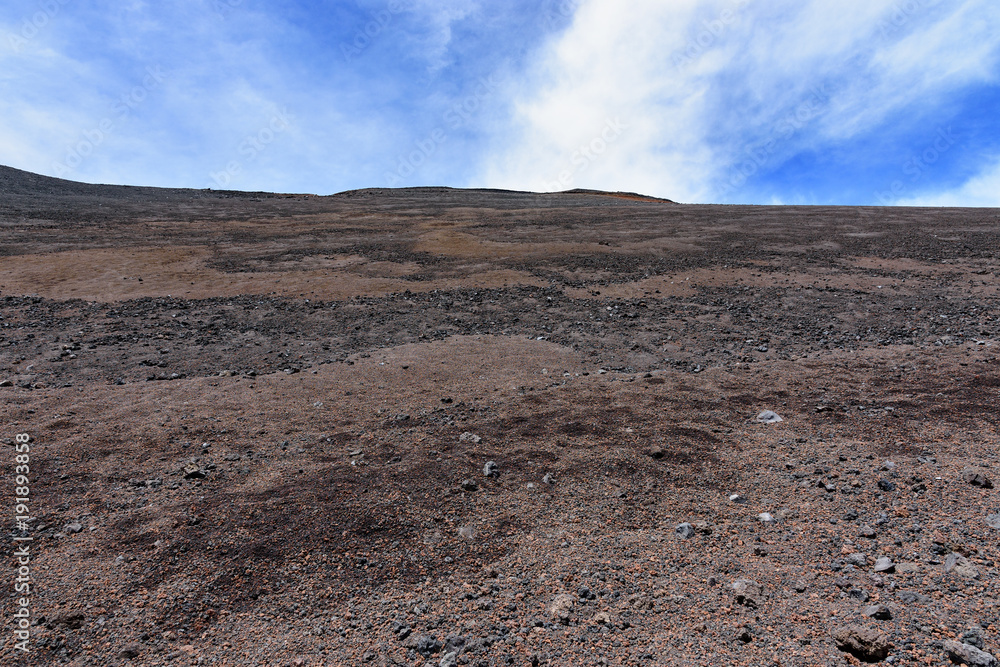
xmin=2 ymin=0 xmax=999 ymax=204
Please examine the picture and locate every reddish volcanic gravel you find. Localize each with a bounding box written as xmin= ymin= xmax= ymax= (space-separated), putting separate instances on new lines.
xmin=1 ymin=165 xmax=999 ymax=666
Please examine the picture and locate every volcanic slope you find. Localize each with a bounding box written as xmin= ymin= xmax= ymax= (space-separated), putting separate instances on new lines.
xmin=1 ymin=164 xmax=999 ymax=666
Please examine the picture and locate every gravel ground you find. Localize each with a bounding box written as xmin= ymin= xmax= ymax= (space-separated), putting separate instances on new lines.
xmin=1 ymin=164 xmax=998 ymax=666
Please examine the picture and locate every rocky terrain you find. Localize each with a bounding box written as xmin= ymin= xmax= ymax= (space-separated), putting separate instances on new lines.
xmin=1 ymin=163 xmax=998 ymax=666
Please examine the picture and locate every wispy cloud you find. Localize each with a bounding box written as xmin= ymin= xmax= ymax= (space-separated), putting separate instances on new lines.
xmin=1 ymin=1 xmax=998 ymax=203
xmin=898 ymin=157 xmax=1000 ymax=206
xmin=481 ymin=0 xmax=1000 ymax=203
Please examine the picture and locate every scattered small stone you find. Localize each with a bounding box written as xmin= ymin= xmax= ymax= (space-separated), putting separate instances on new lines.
xmin=395 ymin=623 xmax=412 ymax=641
xmin=440 ymin=652 xmax=459 ymax=667
xmin=756 ymin=410 xmax=783 ymax=424
xmin=859 ymin=525 xmax=877 ymax=539
xmin=987 ymin=514 xmax=1000 ymax=530
xmin=877 ymin=479 xmax=896 ymax=492
xmin=833 ymin=625 xmax=891 ymax=662
xmin=864 ymin=604 xmax=892 ymax=620
xmin=897 ymin=590 xmax=930 ymax=603
xmin=848 ymin=588 xmax=870 ymax=602
xmin=50 ymin=609 xmax=86 ymax=629
xmin=443 ymin=634 xmax=467 ymax=655
xmin=944 ymin=552 xmax=980 ymax=579
xmin=548 ymin=593 xmax=576 ymax=622
xmin=483 ymin=461 xmax=498 ymax=477
xmin=459 ymin=432 xmax=482 ymax=444
xmin=942 ymin=640 xmax=998 ymax=667
xmin=731 ymin=579 xmax=764 ymax=608
xmin=64 ymin=522 xmax=83 ymax=534
xmin=460 ymin=479 xmax=478 ymax=492
xmin=874 ymin=556 xmax=895 ymax=573
xmin=728 ymin=493 xmax=747 ymax=504
xmin=962 ymin=628 xmax=987 ymax=650
xmin=0 ymin=379 xmax=12 ymax=387
xmin=759 ymin=512 xmax=777 ymax=525
xmin=961 ymin=468 xmax=994 ymax=489
xmin=119 ymin=644 xmax=142 ymax=659
xmin=844 ymin=553 xmax=868 ymax=567
xmin=542 ymin=473 xmax=555 ymax=485
xmin=182 ymin=463 xmax=205 ymax=479
xmin=403 ymin=635 xmax=442 ymax=657
xmin=675 ymin=523 xmax=695 ymax=539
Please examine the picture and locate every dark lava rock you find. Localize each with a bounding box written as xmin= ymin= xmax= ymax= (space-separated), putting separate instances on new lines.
xmin=897 ymin=590 xmax=931 ymax=604
xmin=119 ymin=644 xmax=142 ymax=659
xmin=49 ymin=609 xmax=86 ymax=629
xmin=443 ymin=634 xmax=467 ymax=654
xmin=182 ymin=463 xmax=205 ymax=479
xmin=731 ymin=579 xmax=764 ymax=609
xmin=863 ymin=604 xmax=893 ymax=620
xmin=961 ymin=469 xmax=994 ymax=489
xmin=833 ymin=625 xmax=891 ymax=662
xmin=848 ymin=588 xmax=870 ymax=602
xmin=873 ymin=556 xmax=895 ymax=573
xmin=404 ymin=634 xmax=442 ymax=657
xmin=943 ymin=640 xmax=998 ymax=667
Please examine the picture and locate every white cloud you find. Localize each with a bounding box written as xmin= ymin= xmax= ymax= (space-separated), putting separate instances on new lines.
xmin=481 ymin=0 xmax=1000 ymax=202
xmin=898 ymin=158 xmax=1000 ymax=206
xmin=0 ymin=1 xmax=394 ymax=192
xmin=479 ymin=0 xmax=714 ymax=200
xmin=404 ymin=0 xmax=479 ymax=74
